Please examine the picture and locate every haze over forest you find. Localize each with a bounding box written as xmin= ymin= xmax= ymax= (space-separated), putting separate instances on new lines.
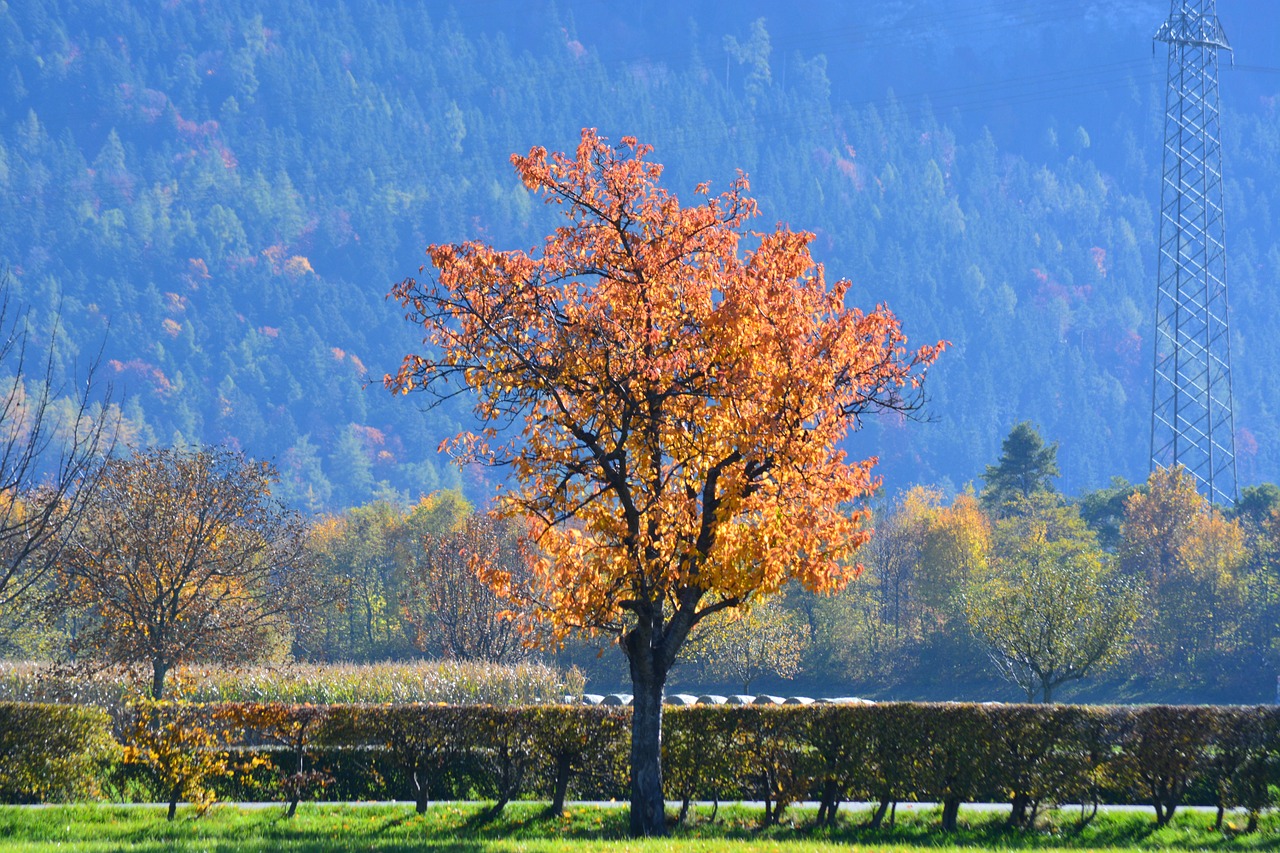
xmin=2 ymin=0 xmax=1279 ymax=509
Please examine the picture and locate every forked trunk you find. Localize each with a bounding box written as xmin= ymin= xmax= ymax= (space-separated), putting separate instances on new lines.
xmin=815 ymin=778 xmax=841 ymax=827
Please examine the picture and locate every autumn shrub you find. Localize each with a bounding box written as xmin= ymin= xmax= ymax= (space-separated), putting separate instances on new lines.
xmin=0 ymin=702 xmax=116 ymax=802
xmin=528 ymin=705 xmax=629 ymax=816
xmin=219 ymin=703 xmax=332 ymax=817
xmin=119 ymin=693 xmax=264 ymax=820
xmin=802 ymin=703 xmax=877 ymax=827
xmin=1208 ymin=706 xmax=1280 ymax=831
xmin=1116 ymin=705 xmax=1218 ymax=826
xmin=321 ymin=703 xmax=474 ymax=813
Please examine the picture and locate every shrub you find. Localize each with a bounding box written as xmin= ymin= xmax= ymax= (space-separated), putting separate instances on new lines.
xmin=1118 ymin=705 xmax=1217 ymax=826
xmin=120 ymin=695 xmax=263 ymax=820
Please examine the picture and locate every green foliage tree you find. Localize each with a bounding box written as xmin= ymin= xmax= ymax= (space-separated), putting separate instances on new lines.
xmin=304 ymin=490 xmax=472 ymax=662
xmin=964 ymin=501 xmax=1140 ymax=702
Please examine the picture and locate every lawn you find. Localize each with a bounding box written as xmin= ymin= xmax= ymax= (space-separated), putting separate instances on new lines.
xmin=0 ymin=803 xmax=1276 ymax=852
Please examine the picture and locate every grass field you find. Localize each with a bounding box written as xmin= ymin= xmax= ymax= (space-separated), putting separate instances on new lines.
xmin=0 ymin=802 xmax=1276 ymax=852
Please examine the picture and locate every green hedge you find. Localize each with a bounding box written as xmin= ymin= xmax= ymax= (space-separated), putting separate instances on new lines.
xmin=7 ymin=698 xmax=1280 ymax=830
xmin=212 ymin=703 xmax=630 ymax=813
xmin=0 ymin=702 xmax=116 ymax=803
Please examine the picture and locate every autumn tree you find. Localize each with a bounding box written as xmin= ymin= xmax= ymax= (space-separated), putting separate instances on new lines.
xmin=837 ymin=486 xmax=988 ymax=682
xmin=1121 ymin=465 xmax=1248 ymax=678
xmin=388 ymin=129 xmax=941 ymax=836
xmin=55 ymin=446 xmax=314 ymax=697
xmin=963 ymin=501 xmax=1141 ymax=702
xmin=402 ymin=513 xmax=530 ymax=663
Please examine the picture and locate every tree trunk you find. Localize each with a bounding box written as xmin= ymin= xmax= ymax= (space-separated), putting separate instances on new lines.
xmin=815 ymin=779 xmax=841 ymax=827
xmin=629 ymin=672 xmax=666 ymax=837
xmin=941 ymin=796 xmax=960 ymax=831
xmin=867 ymin=797 xmax=891 ymax=829
xmin=413 ymin=765 xmax=430 ymax=814
xmin=1008 ymin=792 xmax=1030 ymax=828
xmin=152 ymin=660 xmax=169 ymax=699
xmin=167 ymin=785 xmax=180 ymax=821
xmin=545 ymin=754 xmax=572 ymax=818
xmin=481 ymin=749 xmax=522 ymax=822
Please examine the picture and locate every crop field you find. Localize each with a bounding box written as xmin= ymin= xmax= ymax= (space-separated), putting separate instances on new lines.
xmin=0 ymin=660 xmax=583 ymax=708
xmin=0 ymin=803 xmax=1275 ymax=853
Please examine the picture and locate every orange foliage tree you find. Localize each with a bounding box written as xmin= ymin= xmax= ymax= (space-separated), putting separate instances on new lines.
xmin=387 ymin=129 xmax=942 ymax=836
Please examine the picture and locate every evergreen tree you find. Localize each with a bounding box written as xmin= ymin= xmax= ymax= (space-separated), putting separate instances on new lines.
xmin=981 ymin=422 xmax=1060 ymax=515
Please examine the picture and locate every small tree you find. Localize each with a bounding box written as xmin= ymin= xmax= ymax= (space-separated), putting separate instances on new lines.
xmin=120 ymin=680 xmax=258 ymax=820
xmin=57 ymin=446 xmax=314 ymax=697
xmin=691 ymin=597 xmax=807 ymax=694
xmin=388 ymin=130 xmax=941 ymax=836
xmin=402 ymin=513 xmax=530 ymax=663
xmin=964 ymin=501 xmax=1141 ymax=702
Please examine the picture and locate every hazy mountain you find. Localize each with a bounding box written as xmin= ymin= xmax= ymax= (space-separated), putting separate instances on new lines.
xmin=1 ymin=0 xmax=1277 ymax=508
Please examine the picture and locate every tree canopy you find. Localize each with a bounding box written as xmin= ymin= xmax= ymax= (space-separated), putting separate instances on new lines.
xmin=55 ymin=446 xmax=315 ymax=697
xmin=389 ymin=129 xmax=941 ymax=835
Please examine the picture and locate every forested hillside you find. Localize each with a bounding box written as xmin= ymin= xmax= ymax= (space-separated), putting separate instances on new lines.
xmin=1 ymin=0 xmax=1278 ymax=508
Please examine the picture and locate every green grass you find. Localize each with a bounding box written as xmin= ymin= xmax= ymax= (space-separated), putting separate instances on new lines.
xmin=0 ymin=802 xmax=1277 ymax=852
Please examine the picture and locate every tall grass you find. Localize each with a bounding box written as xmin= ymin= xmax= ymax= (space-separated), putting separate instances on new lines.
xmin=0 ymin=660 xmax=584 ymax=707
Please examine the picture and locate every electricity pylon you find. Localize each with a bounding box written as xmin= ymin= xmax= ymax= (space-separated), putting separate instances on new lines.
xmin=1150 ymin=0 xmax=1236 ymax=505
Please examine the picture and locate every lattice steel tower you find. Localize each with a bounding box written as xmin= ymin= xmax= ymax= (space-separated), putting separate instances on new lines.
xmin=1150 ymin=0 xmax=1237 ymax=505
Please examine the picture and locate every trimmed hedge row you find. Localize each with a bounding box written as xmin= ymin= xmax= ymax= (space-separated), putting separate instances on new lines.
xmin=661 ymin=703 xmax=1280 ymax=831
xmin=0 ymin=702 xmax=115 ymax=803
xmin=5 ymin=700 xmax=1280 ymax=830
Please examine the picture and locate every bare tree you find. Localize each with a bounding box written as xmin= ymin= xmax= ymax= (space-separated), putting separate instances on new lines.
xmin=0 ymin=275 xmax=116 ymax=617
xmin=402 ymin=514 xmax=529 ymax=664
